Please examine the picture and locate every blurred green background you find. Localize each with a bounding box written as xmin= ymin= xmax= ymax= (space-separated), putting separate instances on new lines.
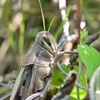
xmin=0 ymin=0 xmax=100 ymax=98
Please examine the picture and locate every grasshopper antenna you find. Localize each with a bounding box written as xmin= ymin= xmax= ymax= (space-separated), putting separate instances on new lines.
xmin=48 ymin=15 xmax=56 ymax=32
xmin=48 ymin=8 xmax=64 ymax=32
xmin=38 ymin=0 xmax=46 ymax=31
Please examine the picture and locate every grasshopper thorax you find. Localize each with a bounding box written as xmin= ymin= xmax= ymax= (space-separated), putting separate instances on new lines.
xmin=36 ymin=31 xmax=58 ymax=56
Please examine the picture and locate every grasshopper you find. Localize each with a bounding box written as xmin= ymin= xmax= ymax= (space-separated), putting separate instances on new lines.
xmin=10 ymin=31 xmax=58 ymax=100
xmin=10 ymin=0 xmax=59 ymax=100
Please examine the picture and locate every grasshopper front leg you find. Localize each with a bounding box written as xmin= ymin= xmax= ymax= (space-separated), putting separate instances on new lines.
xmin=40 ymin=75 xmax=51 ymax=100
xmin=26 ymin=79 xmax=50 ymax=100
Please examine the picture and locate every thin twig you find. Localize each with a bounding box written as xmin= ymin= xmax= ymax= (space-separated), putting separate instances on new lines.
xmin=52 ymin=51 xmax=77 ymax=66
xmin=76 ymin=0 xmax=82 ymax=43
xmin=76 ymin=58 xmax=82 ymax=100
xmin=0 ymin=92 xmax=12 ymax=100
xmin=0 ymin=82 xmax=13 ymax=89
xmin=85 ymin=31 xmax=100 ymax=45
xmin=60 ymin=95 xmax=70 ymax=100
xmin=25 ymin=92 xmax=41 ymax=100
xmin=60 ymin=51 xmax=78 ymax=55
xmin=57 ymin=62 xmax=68 ymax=76
xmin=57 ymin=62 xmax=89 ymax=91
xmin=75 ymin=82 xmax=89 ymax=91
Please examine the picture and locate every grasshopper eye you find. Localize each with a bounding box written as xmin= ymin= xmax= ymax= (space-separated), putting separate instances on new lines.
xmin=42 ymin=36 xmax=51 ymax=46
xmin=42 ymin=36 xmax=49 ymax=42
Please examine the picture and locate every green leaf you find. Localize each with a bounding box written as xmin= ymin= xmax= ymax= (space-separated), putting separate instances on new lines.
xmin=51 ymin=64 xmax=69 ymax=88
xmin=70 ymin=87 xmax=87 ymax=100
xmin=80 ymin=28 xmax=88 ymax=44
xmin=78 ymin=44 xmax=100 ymax=79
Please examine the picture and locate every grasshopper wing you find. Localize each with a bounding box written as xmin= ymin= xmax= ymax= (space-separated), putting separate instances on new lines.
xmin=10 ymin=65 xmax=37 ymax=100
xmin=10 ymin=67 xmax=25 ymax=100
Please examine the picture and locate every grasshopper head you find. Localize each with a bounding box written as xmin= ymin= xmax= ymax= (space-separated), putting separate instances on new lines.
xmin=36 ymin=31 xmax=57 ymax=55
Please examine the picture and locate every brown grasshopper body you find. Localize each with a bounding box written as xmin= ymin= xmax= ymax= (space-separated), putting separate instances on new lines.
xmin=10 ymin=31 xmax=58 ymax=100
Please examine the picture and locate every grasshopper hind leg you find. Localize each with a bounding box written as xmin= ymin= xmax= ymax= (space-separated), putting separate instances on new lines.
xmin=15 ymin=65 xmax=36 ymax=100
